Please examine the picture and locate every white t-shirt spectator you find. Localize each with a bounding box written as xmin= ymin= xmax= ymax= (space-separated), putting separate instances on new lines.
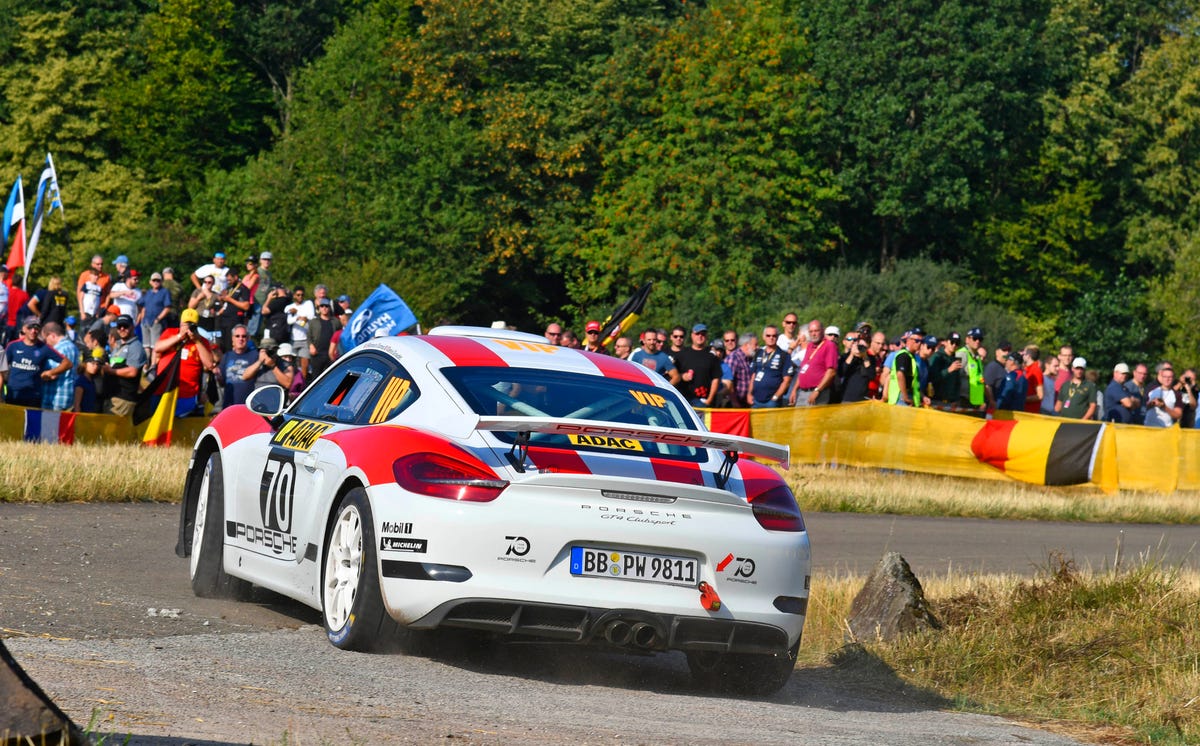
xmin=193 ymin=263 xmax=230 ymax=294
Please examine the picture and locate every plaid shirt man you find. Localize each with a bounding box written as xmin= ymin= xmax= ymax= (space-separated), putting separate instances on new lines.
xmin=728 ymin=333 xmax=756 ymax=407
xmin=42 ymin=336 xmax=79 ymax=412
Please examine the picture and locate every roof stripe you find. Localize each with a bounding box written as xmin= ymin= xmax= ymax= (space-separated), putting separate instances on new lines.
xmin=420 ymin=335 xmax=509 ymax=368
xmin=582 ymin=350 xmax=655 ymax=384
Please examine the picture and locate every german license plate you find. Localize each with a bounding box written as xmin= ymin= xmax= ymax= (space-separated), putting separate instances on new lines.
xmin=569 ymin=547 xmax=698 ymax=586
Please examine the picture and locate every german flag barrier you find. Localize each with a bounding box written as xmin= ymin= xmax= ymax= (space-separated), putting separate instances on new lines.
xmin=0 ymin=402 xmax=210 ymax=447
xmin=702 ymin=401 xmax=1200 ymax=494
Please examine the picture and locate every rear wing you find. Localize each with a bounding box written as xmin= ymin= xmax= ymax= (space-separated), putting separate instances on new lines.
xmin=473 ymin=415 xmax=789 ymax=468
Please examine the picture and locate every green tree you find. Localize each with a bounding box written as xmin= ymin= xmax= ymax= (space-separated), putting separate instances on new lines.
xmin=105 ymin=0 xmax=273 ymax=212
xmin=576 ymin=0 xmax=840 ymax=319
xmin=798 ymin=0 xmax=1052 ymax=269
xmin=0 ymin=10 xmax=157 ymax=283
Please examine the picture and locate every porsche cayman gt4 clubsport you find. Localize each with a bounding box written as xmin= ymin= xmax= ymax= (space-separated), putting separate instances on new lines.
xmin=176 ymin=326 xmax=811 ymax=694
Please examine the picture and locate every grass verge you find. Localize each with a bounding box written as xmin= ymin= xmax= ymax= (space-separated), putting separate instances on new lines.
xmin=0 ymin=442 xmax=189 ymax=503
xmin=804 ymin=559 xmax=1200 ymax=744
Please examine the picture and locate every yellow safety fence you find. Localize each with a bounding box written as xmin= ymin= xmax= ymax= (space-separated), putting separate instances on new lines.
xmin=701 ymin=401 xmax=1200 ymax=494
xmin=1 ymin=399 xmax=1195 ymax=492
xmin=0 ymin=402 xmax=210 ymax=447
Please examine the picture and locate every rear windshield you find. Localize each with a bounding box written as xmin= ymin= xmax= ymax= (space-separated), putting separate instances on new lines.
xmin=440 ymin=366 xmax=703 ymax=458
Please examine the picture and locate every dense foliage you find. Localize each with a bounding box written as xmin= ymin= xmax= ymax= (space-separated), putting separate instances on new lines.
xmin=1 ymin=0 xmax=1197 ymax=367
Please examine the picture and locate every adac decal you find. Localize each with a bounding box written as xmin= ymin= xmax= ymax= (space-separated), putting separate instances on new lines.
xmin=716 ymin=552 xmax=757 ymax=584
xmin=270 ymin=418 xmax=333 ymax=451
xmin=380 ymin=537 xmax=428 ymax=553
xmin=497 ymin=535 xmax=535 ymax=564
xmin=568 ymin=433 xmax=645 ymax=452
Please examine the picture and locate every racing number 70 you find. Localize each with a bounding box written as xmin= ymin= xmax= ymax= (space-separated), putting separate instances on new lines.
xmin=260 ymin=452 xmax=297 ymax=533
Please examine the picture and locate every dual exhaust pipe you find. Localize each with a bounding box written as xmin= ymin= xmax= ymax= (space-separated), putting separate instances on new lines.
xmin=602 ymin=619 xmax=661 ymax=649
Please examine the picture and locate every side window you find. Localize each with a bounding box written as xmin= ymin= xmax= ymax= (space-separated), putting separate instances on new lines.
xmin=291 ymin=354 xmax=401 ymax=424
xmin=357 ymin=365 xmax=419 ymax=424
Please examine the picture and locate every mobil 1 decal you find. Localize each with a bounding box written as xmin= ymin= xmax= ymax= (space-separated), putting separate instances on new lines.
xmin=231 ymin=450 xmax=299 ymax=558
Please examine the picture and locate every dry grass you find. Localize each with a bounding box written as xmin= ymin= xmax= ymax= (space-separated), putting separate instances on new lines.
xmin=788 ymin=464 xmax=1200 ymax=525
xmin=0 ymin=441 xmax=188 ymax=503
xmin=805 ymin=561 xmax=1200 ymax=744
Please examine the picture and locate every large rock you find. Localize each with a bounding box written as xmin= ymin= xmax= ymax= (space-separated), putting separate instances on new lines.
xmin=1 ymin=638 xmax=88 ymax=745
xmin=846 ymin=552 xmax=941 ymax=642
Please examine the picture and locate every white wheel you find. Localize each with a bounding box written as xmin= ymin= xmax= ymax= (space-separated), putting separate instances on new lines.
xmin=321 ymin=488 xmax=399 ymax=651
xmin=323 ymin=503 xmax=364 ymax=633
xmin=188 ymin=459 xmax=213 ymax=582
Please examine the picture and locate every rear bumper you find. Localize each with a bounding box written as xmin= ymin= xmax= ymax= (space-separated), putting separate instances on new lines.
xmin=409 ymin=597 xmax=797 ymax=656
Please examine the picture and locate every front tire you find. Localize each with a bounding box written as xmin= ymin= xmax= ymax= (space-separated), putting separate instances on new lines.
xmin=189 ymin=452 xmax=250 ymax=599
xmin=322 ymin=488 xmax=401 ymax=651
xmin=687 ymin=640 xmax=800 ymax=696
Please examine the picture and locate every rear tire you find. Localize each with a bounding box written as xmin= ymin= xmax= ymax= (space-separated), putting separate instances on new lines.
xmin=687 ymin=640 xmax=800 ymax=696
xmin=322 ymin=488 xmax=402 ymax=651
xmin=189 ymin=452 xmax=251 ymax=599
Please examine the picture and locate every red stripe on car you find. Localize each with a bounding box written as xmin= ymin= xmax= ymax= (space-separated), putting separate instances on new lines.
xmin=582 ymin=350 xmax=655 ymax=384
xmin=527 ymin=446 xmax=591 ymax=474
xmin=209 ymin=405 xmax=273 ymax=446
xmin=325 ymin=426 xmax=491 ymax=485
xmin=649 ymin=457 xmax=705 ymax=486
xmin=420 ymin=336 xmax=509 ymax=368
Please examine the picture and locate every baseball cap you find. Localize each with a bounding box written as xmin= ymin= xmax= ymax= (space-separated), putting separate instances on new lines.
xmin=90 ymin=347 xmax=105 ymax=361
xmin=113 ymin=255 xmax=129 ymax=265
xmin=162 ymin=267 xmax=174 ymax=275
xmin=967 ymin=327 xmax=984 ymax=339
xmin=260 ymin=251 xmax=273 ymax=260
xmin=825 ymin=325 xmax=840 ymax=337
xmin=1114 ymin=362 xmax=1131 ymax=374
xmin=180 ymin=308 xmax=200 ymax=325
xmin=106 ymin=304 xmax=121 ymax=316
xmin=246 ymin=254 xmax=257 ymax=263
xmin=586 ymin=320 xmax=602 ymax=332
xmin=948 ymin=331 xmax=962 ymax=343
xmin=922 ymin=335 xmax=938 ymax=347
xmin=214 ymin=251 xmax=225 ymax=259
xmin=115 ymin=314 xmax=134 ymax=327
xmin=1073 ymin=356 xmax=1087 ymax=369
xmin=65 ymin=315 xmax=76 ymax=325
xmin=909 ymin=326 xmax=924 ymax=338
xmin=23 ymin=317 xmax=41 ymax=328
xmin=317 ymin=297 xmax=332 ymax=306
xmin=150 ymin=271 xmax=163 ymax=280
xmin=337 ymin=294 xmax=351 ymax=304
xmin=129 ymin=269 xmax=140 ymax=278
xmin=692 ymin=323 xmax=708 ymax=333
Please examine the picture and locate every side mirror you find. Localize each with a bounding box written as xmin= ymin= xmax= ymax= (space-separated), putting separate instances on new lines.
xmin=246 ymin=385 xmax=286 ymax=418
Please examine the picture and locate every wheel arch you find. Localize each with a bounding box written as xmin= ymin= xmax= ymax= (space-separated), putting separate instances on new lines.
xmin=320 ymin=476 xmax=369 ymax=567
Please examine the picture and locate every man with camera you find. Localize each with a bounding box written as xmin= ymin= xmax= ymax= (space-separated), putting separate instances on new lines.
xmin=244 ymin=339 xmax=295 ymax=392
xmin=153 ymin=307 xmax=217 ymax=417
xmin=102 ymin=314 xmax=147 ymax=417
xmin=840 ymin=326 xmax=884 ymax=403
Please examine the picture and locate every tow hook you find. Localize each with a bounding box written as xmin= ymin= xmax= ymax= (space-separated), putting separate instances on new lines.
xmin=698 ymin=581 xmax=721 ymax=611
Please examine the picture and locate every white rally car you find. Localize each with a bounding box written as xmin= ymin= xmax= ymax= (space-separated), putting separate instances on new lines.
xmin=175 ymin=326 xmax=811 ymax=694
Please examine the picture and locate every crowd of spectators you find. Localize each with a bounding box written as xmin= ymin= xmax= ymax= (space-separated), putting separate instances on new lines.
xmin=0 ymin=251 xmax=357 ymax=417
xmin=2 ymin=258 xmax=1191 ymax=433
xmin=544 ymin=314 xmax=1198 ymax=428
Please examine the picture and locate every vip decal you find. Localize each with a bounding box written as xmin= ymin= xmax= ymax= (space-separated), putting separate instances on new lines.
xmin=498 ymin=535 xmax=535 ymax=563
xmin=381 ymin=521 xmax=413 ymax=535
xmin=369 ymin=378 xmax=412 ymax=424
xmin=380 ymin=537 xmax=428 ymax=553
xmin=568 ymin=433 xmax=644 ymax=452
xmin=629 ymin=389 xmax=668 ymax=408
xmin=270 ymin=418 xmax=333 ymax=451
xmin=716 ymin=553 xmax=757 ymax=584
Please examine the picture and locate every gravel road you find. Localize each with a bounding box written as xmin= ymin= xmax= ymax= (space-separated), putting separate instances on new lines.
xmin=7 ymin=503 xmax=1192 ymax=745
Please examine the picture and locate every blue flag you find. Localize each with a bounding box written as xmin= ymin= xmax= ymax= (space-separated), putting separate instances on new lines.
xmin=340 ymin=284 xmax=419 ymax=354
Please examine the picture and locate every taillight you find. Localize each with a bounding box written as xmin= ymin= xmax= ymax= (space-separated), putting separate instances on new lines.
xmin=749 ymin=484 xmax=805 ymax=532
xmin=393 ymin=452 xmax=509 ymax=502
